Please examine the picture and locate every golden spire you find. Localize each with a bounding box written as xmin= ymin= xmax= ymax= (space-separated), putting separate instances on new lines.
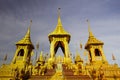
xmin=75 ymin=50 xmax=83 ymax=62
xmin=87 ymin=19 xmax=94 ymax=37
xmin=85 ymin=20 xmax=103 ymax=49
xmin=57 ymin=8 xmax=62 ymax=27
xmin=16 ymin=20 xmax=34 ymax=48
xmin=48 ymin=8 xmax=70 ymax=37
xmin=24 ymin=20 xmax=32 ymax=40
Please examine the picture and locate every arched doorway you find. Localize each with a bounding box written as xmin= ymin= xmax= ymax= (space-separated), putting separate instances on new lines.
xmin=54 ymin=41 xmax=65 ymax=56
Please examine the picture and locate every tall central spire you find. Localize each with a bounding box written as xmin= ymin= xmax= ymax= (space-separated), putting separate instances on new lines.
xmin=54 ymin=8 xmax=67 ymax=33
xmin=48 ymin=8 xmax=70 ymax=40
xmin=48 ymin=8 xmax=71 ymax=59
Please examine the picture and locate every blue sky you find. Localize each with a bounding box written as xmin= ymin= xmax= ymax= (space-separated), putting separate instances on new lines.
xmin=0 ymin=0 xmax=120 ymax=65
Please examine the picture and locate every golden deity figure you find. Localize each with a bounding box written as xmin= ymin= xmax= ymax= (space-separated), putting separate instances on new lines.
xmin=73 ymin=51 xmax=83 ymax=75
xmin=34 ymin=51 xmax=46 ymax=75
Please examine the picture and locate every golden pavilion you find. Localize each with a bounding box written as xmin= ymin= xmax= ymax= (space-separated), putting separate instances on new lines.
xmin=0 ymin=8 xmax=120 ymax=80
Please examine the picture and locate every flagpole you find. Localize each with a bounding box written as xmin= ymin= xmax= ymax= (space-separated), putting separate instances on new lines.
xmin=112 ymin=53 xmax=116 ymax=64
xmin=35 ymin=42 xmax=39 ymax=63
xmin=3 ymin=53 xmax=7 ymax=65
xmin=35 ymin=51 xmax=38 ymax=62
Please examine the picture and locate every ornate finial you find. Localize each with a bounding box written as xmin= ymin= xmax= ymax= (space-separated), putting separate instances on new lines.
xmin=58 ymin=8 xmax=61 ymax=10
xmin=58 ymin=8 xmax=61 ymax=17
xmin=58 ymin=8 xmax=61 ymax=11
xmin=30 ymin=20 xmax=32 ymax=27
xmin=86 ymin=19 xmax=94 ymax=37
xmin=30 ymin=20 xmax=32 ymax=23
xmin=86 ymin=19 xmax=89 ymax=22
xmin=57 ymin=8 xmax=62 ymax=27
xmin=86 ymin=19 xmax=90 ymax=32
xmin=27 ymin=20 xmax=32 ymax=34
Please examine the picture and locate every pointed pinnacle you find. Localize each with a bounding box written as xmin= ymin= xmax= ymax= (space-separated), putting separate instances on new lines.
xmin=86 ymin=19 xmax=94 ymax=37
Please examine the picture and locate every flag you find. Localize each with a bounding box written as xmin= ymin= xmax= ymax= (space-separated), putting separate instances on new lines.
xmin=83 ymin=50 xmax=87 ymax=56
xmin=46 ymin=53 xmax=49 ymax=56
xmin=35 ymin=51 xmax=38 ymax=61
xmin=4 ymin=54 xmax=7 ymax=61
xmin=80 ymin=43 xmax=82 ymax=50
xmin=36 ymin=42 xmax=39 ymax=50
xmin=112 ymin=54 xmax=116 ymax=60
xmin=73 ymin=56 xmax=75 ymax=59
xmin=13 ymin=58 xmax=16 ymax=64
xmin=26 ymin=57 xmax=30 ymax=63
xmin=31 ymin=51 xmax=34 ymax=56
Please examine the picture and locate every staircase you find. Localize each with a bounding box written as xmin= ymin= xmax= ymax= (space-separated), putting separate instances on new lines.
xmin=30 ymin=69 xmax=56 ymax=80
xmin=30 ymin=64 xmax=92 ymax=80
xmin=62 ymin=64 xmax=91 ymax=80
